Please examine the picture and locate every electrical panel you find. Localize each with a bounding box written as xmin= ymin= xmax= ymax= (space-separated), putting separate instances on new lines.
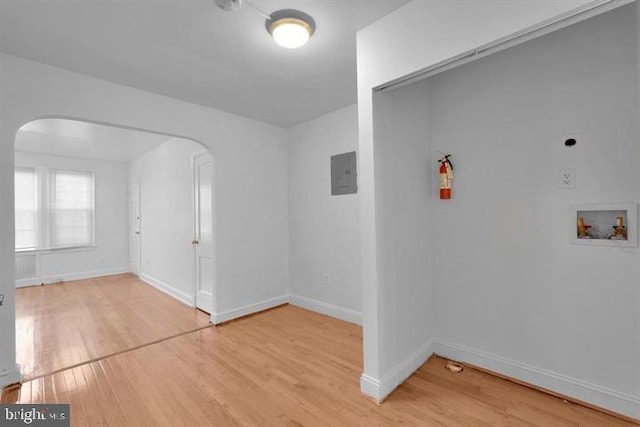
xmin=331 ymin=151 xmax=357 ymax=195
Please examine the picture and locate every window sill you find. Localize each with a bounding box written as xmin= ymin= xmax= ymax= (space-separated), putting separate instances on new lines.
xmin=15 ymin=245 xmax=98 ymax=255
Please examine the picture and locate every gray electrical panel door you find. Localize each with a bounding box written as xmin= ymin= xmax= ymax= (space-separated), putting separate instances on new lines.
xmin=331 ymin=151 xmax=357 ymax=195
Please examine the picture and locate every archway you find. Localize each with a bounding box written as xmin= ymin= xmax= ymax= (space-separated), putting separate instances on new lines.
xmin=11 ymin=116 xmax=217 ymax=383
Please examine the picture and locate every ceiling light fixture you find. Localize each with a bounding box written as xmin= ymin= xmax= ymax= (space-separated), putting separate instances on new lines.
xmin=214 ymin=1 xmax=316 ymax=49
xmin=214 ymin=0 xmax=243 ymax=12
xmin=265 ymin=10 xmax=316 ymax=49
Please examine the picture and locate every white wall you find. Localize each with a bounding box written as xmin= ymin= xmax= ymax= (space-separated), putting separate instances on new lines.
xmin=356 ymin=0 xmax=595 ymax=390
xmin=14 ymin=151 xmax=129 ymax=284
xmin=636 ymin=4 xmax=640 ymax=412
xmin=288 ymin=105 xmax=362 ymax=324
xmin=426 ymin=5 xmax=639 ymax=415
xmin=367 ymin=81 xmax=435 ymax=398
xmin=0 ymin=53 xmax=289 ymax=387
xmin=364 ymin=1 xmax=640 ymax=419
xmin=129 ymin=138 xmax=204 ymax=306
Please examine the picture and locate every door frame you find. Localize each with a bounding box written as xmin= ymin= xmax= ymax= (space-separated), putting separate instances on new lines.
xmin=191 ymin=150 xmax=216 ymax=315
xmin=128 ymin=178 xmax=142 ymax=276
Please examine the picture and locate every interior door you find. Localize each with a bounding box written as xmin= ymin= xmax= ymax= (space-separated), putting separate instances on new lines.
xmin=129 ymin=180 xmax=141 ymax=275
xmin=193 ymin=153 xmax=214 ymax=314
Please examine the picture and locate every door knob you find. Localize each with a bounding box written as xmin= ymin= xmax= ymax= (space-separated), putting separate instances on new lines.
xmin=192 ymin=239 xmax=199 ymax=245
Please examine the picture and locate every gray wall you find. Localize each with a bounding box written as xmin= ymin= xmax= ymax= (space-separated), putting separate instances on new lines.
xmin=0 ymin=52 xmax=290 ymax=385
xmin=129 ymin=138 xmax=204 ymax=304
xmin=430 ymin=3 xmax=638 ymax=395
xmin=373 ymin=82 xmax=435 ymax=376
xmin=288 ymin=105 xmax=362 ymax=323
xmin=15 ymin=151 xmax=129 ymax=283
xmin=373 ymin=3 xmax=639 ymax=414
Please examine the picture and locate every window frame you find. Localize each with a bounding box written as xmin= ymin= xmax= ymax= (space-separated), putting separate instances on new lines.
xmin=14 ymin=166 xmax=97 ymax=252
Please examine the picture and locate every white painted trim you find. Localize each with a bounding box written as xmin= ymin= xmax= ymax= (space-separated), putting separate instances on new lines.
xmin=15 ymin=245 xmax=98 ymax=255
xmin=435 ymin=340 xmax=640 ymax=420
xmin=15 ymin=267 xmax=130 ymax=288
xmin=360 ymin=339 xmax=640 ymax=420
xmin=360 ymin=339 xmax=435 ymax=402
xmin=192 ymin=151 xmax=217 ymax=315
xmin=289 ymin=294 xmax=362 ymax=325
xmin=211 ymin=295 xmax=289 ymax=325
xmin=359 ymin=374 xmax=382 ymax=400
xmin=376 ymin=0 xmax=634 ymax=92
xmin=0 ymin=364 xmax=22 ymax=390
xmin=139 ymin=273 xmax=195 ymax=307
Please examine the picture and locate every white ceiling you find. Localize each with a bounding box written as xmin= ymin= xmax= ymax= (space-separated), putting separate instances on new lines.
xmin=16 ymin=119 xmax=175 ymax=162
xmin=0 ymin=0 xmax=410 ymax=127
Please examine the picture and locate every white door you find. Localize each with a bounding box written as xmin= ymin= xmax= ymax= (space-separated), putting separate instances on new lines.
xmin=193 ymin=153 xmax=214 ymax=314
xmin=129 ymin=180 xmax=141 ymax=275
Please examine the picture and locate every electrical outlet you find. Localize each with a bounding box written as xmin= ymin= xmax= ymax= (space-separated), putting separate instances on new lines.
xmin=323 ymin=273 xmax=330 ymax=285
xmin=558 ymin=169 xmax=575 ymax=189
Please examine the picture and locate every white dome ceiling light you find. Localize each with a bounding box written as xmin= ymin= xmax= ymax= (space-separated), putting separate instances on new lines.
xmin=214 ymin=1 xmax=316 ymax=49
xmin=265 ymin=10 xmax=316 ymax=49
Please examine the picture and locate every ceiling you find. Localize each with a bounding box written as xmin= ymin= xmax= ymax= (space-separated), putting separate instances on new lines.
xmin=0 ymin=0 xmax=410 ymax=127
xmin=16 ymin=119 xmax=176 ymax=162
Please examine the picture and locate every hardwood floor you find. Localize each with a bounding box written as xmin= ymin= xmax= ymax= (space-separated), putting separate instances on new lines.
xmin=15 ymin=274 xmax=210 ymax=380
xmin=3 ymin=303 xmax=635 ymax=426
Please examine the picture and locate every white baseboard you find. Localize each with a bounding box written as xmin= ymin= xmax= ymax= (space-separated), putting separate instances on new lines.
xmin=360 ymin=339 xmax=434 ymax=402
xmin=211 ymin=295 xmax=289 ymax=325
xmin=289 ymin=294 xmax=362 ymax=325
xmin=139 ymin=273 xmax=195 ymax=307
xmin=435 ymin=340 xmax=640 ymax=420
xmin=0 ymin=364 xmax=22 ymax=390
xmin=16 ymin=267 xmax=130 ymax=288
xmin=360 ymin=374 xmax=382 ymax=400
xmin=359 ymin=338 xmax=639 ymax=420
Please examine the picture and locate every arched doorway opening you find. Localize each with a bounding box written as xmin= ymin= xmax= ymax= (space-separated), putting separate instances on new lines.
xmin=11 ymin=117 xmax=217 ymax=381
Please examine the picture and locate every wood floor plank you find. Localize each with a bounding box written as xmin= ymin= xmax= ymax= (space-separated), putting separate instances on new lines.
xmin=15 ymin=273 xmax=210 ymax=380
xmin=4 ymin=288 xmax=636 ymax=426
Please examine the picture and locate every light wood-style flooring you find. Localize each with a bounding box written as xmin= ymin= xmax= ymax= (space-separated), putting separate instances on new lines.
xmin=15 ymin=274 xmax=210 ymax=380
xmin=3 ymin=280 xmax=636 ymax=426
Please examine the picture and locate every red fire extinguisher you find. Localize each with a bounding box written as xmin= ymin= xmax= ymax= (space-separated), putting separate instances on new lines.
xmin=438 ymin=154 xmax=453 ymax=200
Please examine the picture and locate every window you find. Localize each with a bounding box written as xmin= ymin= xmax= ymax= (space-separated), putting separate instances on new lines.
xmin=15 ymin=168 xmax=38 ymax=250
xmin=49 ymin=170 xmax=95 ymax=248
xmin=14 ymin=168 xmax=95 ymax=251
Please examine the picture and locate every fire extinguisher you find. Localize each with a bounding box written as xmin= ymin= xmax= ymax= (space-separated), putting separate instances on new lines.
xmin=438 ymin=154 xmax=453 ymax=200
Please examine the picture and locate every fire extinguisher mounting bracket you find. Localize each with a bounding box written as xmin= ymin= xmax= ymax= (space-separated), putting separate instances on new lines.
xmin=438 ymin=154 xmax=453 ymax=170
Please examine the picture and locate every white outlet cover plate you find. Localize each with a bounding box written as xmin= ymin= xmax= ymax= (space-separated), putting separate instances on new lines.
xmin=558 ymin=169 xmax=576 ymax=189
